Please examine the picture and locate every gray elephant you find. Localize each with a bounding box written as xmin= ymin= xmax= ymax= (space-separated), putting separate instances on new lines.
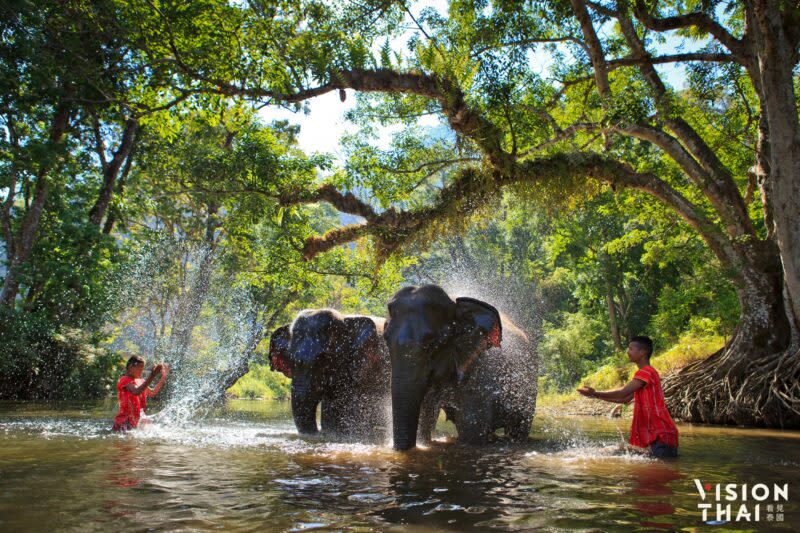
xmin=268 ymin=309 xmax=390 ymax=441
xmin=384 ymin=285 xmax=537 ymax=450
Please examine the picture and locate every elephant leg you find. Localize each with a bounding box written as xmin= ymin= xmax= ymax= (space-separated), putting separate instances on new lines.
xmin=320 ymin=399 xmax=346 ymax=435
xmin=454 ymin=395 xmax=493 ymax=445
xmin=358 ymin=392 xmax=390 ymax=442
xmin=505 ymin=412 xmax=533 ymax=442
xmin=344 ymin=391 xmax=378 ymax=440
xmin=366 ymin=390 xmax=393 ymax=440
xmin=417 ymin=387 xmax=444 ymax=446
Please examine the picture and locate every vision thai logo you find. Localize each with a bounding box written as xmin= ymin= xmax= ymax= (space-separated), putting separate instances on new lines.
xmin=694 ymin=479 xmax=789 ymax=524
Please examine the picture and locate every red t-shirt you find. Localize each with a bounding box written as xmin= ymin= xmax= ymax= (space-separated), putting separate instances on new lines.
xmin=629 ymin=365 xmax=679 ymax=448
xmin=113 ymin=376 xmax=151 ymax=430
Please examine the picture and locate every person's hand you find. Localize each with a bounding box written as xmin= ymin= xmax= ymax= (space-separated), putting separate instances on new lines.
xmin=151 ymin=363 xmax=164 ymax=376
xmin=577 ymin=386 xmax=596 ymax=398
xmin=160 ymin=363 xmax=170 ymax=377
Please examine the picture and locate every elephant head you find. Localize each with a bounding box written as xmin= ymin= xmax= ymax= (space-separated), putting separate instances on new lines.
xmin=384 ymin=285 xmax=502 ymax=450
xmin=268 ymin=309 xmax=386 ymax=435
xmin=268 ymin=325 xmax=292 ymax=378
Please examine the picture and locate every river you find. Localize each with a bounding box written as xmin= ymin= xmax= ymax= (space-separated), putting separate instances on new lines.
xmin=1 ymin=399 xmax=798 ymax=531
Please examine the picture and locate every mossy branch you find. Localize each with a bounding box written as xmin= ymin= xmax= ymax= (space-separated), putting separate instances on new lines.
xmin=288 ymin=152 xmax=734 ymax=270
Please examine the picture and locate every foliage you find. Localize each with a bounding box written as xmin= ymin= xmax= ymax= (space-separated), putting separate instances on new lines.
xmin=574 ymin=332 xmax=724 ymax=393
xmin=227 ymin=364 xmax=290 ymax=400
xmin=0 ymin=307 xmax=120 ymax=399
xmin=539 ymin=312 xmax=604 ymax=392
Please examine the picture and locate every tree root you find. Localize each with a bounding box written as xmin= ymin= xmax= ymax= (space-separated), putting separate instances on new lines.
xmin=663 ymin=336 xmax=800 ymax=428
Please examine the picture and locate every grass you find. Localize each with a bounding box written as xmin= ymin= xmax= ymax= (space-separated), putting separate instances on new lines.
xmin=536 ymin=388 xmax=580 ymax=409
xmin=227 ymin=363 xmax=291 ymax=400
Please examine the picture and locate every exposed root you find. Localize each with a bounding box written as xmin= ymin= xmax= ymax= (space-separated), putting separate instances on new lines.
xmin=663 ymin=335 xmax=800 ymax=428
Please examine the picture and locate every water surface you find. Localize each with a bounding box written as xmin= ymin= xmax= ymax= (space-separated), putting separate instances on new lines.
xmin=1 ymin=400 xmax=798 ymax=531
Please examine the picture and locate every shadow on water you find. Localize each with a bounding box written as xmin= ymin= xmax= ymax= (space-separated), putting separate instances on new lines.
xmin=2 ymin=400 xmax=800 ymax=532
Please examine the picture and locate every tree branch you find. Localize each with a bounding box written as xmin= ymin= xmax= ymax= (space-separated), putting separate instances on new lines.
xmin=613 ymin=13 xmax=755 ymax=239
xmin=289 ymin=152 xmax=738 ymax=273
xmin=279 ymin=184 xmax=379 ymax=222
xmin=570 ymin=0 xmax=611 ymax=101
xmin=166 ymin=58 xmax=515 ymax=172
xmin=471 ymin=36 xmax=589 ymax=57
xmin=378 ymin=157 xmax=480 ymax=174
xmin=632 ymin=0 xmax=747 ymax=59
xmin=89 ymin=118 xmax=139 ymax=225
xmin=607 ymin=52 xmax=737 ymax=66
xmin=518 ymin=121 xmax=603 ymax=158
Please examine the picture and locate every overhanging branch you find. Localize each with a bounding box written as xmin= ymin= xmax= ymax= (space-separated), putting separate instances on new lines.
xmin=632 ymin=1 xmax=747 ymax=59
xmin=289 ymin=152 xmax=735 ymax=271
xmin=166 ymin=58 xmax=514 ymax=171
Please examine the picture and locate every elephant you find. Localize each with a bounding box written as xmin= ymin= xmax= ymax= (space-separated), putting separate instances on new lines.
xmin=384 ymin=284 xmax=537 ymax=450
xmin=268 ymin=309 xmax=391 ymax=441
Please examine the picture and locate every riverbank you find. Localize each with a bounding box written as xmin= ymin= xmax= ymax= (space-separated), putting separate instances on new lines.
xmin=537 ymin=391 xmax=631 ymax=418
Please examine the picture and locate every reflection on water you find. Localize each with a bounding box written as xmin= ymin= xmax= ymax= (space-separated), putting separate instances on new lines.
xmin=1 ymin=399 xmax=799 ymax=531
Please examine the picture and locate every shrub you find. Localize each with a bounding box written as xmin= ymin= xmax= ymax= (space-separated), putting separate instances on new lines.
xmin=0 ymin=308 xmax=120 ymax=399
xmin=540 ymin=312 xmax=605 ymax=391
xmin=580 ymin=352 xmax=632 ymax=390
xmin=649 ymin=332 xmax=724 ymax=376
xmin=575 ymin=331 xmax=724 ymax=391
xmin=227 ymin=363 xmax=291 ymax=400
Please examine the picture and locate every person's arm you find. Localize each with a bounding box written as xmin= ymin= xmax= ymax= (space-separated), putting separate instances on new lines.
xmin=124 ymin=364 xmax=162 ymax=396
xmin=149 ymin=364 xmax=169 ymax=397
xmin=577 ymin=378 xmax=646 ymax=404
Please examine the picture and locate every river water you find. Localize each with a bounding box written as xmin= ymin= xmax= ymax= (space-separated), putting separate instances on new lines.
xmin=1 ymin=399 xmax=798 ymax=531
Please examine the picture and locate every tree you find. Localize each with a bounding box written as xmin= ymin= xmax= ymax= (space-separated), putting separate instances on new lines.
xmin=133 ymin=0 xmax=800 ymax=426
xmin=0 ymin=0 xmax=196 ymax=306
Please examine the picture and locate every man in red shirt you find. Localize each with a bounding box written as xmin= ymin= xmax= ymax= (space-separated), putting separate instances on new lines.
xmin=113 ymin=355 xmax=169 ymax=431
xmin=578 ymin=336 xmax=679 ymax=458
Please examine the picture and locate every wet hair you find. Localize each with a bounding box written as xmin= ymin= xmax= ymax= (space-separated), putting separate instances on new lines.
xmin=125 ymin=355 xmax=146 ymax=369
xmin=629 ymin=336 xmax=653 ymax=357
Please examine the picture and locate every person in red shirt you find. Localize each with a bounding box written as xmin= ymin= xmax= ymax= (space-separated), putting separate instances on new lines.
xmin=577 ymin=336 xmax=679 ymax=458
xmin=113 ymin=355 xmax=169 ymax=431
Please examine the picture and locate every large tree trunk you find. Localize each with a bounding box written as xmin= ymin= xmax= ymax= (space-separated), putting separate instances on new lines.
xmin=751 ymin=0 xmax=800 ymax=330
xmin=89 ymin=118 xmax=139 ymax=226
xmin=167 ymin=205 xmax=220 ymax=364
xmin=664 ymin=243 xmax=800 ymax=427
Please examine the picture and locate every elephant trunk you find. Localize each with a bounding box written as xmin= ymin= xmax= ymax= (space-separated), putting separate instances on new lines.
xmin=291 ymin=373 xmax=319 ymax=434
xmin=391 ymin=360 xmax=429 ymax=450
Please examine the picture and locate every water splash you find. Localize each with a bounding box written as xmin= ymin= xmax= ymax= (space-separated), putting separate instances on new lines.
xmin=155 ymin=283 xmax=262 ymax=424
xmin=108 ymin=237 xmax=267 ymax=425
xmin=410 ymin=251 xmax=542 ymax=422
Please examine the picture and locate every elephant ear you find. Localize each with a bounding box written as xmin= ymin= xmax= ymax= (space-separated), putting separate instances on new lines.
xmin=343 ymin=316 xmax=386 ymax=367
xmin=452 ymin=297 xmax=503 ymax=380
xmin=268 ymin=324 xmax=293 ymax=378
